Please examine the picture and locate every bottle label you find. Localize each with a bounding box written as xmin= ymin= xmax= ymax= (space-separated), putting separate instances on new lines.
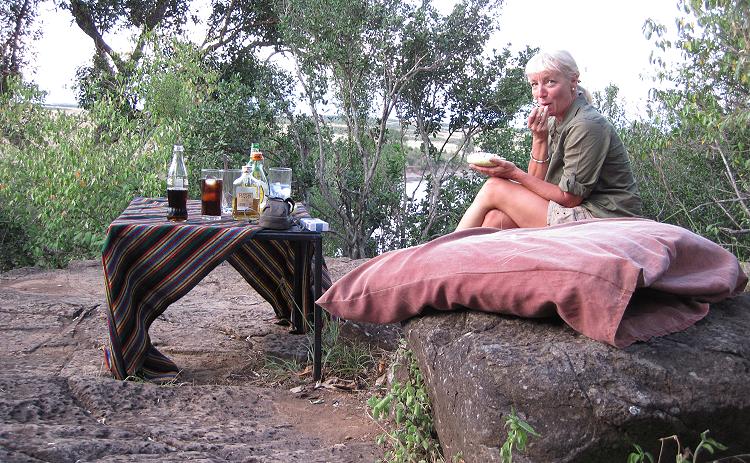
xmin=235 ymin=185 xmax=257 ymax=211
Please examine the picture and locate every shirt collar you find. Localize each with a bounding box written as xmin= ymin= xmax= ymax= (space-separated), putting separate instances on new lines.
xmin=553 ymin=92 xmax=587 ymax=136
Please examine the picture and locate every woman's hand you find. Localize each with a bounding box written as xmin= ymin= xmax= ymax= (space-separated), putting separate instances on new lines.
xmin=470 ymin=158 xmax=520 ymax=180
xmin=527 ymin=105 xmax=549 ymax=138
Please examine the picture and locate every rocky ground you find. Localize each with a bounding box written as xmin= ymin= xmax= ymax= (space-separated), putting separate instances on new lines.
xmin=0 ymin=258 xmax=400 ymax=462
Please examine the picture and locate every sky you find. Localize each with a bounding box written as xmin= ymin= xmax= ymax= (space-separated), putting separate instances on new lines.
xmin=26 ymin=0 xmax=680 ymax=113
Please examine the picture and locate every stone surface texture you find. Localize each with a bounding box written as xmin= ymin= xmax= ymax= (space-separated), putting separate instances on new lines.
xmin=405 ymin=295 xmax=750 ymax=462
xmin=0 ymin=258 xmax=388 ymax=463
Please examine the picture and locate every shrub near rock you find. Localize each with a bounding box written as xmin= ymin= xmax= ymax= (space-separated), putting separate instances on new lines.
xmin=404 ymin=294 xmax=750 ymax=463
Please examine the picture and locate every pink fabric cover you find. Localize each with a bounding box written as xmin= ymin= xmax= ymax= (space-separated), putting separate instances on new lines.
xmin=316 ymin=218 xmax=748 ymax=347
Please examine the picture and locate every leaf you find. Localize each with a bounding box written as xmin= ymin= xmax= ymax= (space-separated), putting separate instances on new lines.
xmin=517 ymin=419 xmax=540 ymax=437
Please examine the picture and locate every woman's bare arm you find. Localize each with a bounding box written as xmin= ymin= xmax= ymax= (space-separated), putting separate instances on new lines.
xmin=473 ymin=160 xmax=583 ymax=208
xmin=527 ymin=106 xmax=550 ymax=179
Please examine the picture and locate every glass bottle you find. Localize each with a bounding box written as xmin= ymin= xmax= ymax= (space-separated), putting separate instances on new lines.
xmin=249 ymin=142 xmax=261 ymax=162
xmin=233 ymin=146 xmax=269 ymax=221
xmin=166 ymin=144 xmax=188 ymax=222
xmin=232 ymin=165 xmax=256 ymax=220
xmin=250 ymin=149 xmax=269 ymax=210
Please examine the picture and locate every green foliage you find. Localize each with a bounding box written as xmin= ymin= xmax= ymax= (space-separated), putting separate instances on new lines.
xmin=478 ymin=125 xmax=533 ymax=168
xmin=0 ymin=0 xmax=41 ymax=95
xmin=396 ymin=170 xmax=484 ymax=247
xmin=624 ymin=120 xmax=734 ymax=237
xmin=0 ymin=77 xmax=164 ymax=267
xmin=0 ymin=36 xmax=278 ymax=269
xmin=627 ymin=430 xmax=736 ymax=463
xmin=636 ymin=0 xmax=750 ymax=259
xmin=131 ymin=37 xmax=283 ymax=198
xmin=592 ymin=84 xmax=629 ymax=129
xmin=376 ymin=122 xmax=531 ymax=251
xmin=627 ymin=444 xmax=654 ymax=463
xmin=310 ymin=318 xmax=379 ymax=382
xmin=7 ymin=0 xmax=748 ymax=270
xmin=392 ymin=33 xmax=534 ymax=248
xmin=276 ymin=0 xmax=414 ymax=258
xmin=277 ymin=0 xmax=533 ymax=258
xmin=368 ymin=345 xmax=444 ymax=463
xmin=0 ymin=206 xmax=34 ymax=271
xmin=499 ymin=408 xmax=540 ymax=463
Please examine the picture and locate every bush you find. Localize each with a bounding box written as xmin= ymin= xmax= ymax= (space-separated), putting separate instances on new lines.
xmin=0 ymin=79 xmax=165 ymax=267
xmin=0 ymin=36 xmax=285 ymax=269
xmin=624 ymin=120 xmax=750 ymax=260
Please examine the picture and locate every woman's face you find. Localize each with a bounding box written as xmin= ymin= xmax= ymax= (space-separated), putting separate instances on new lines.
xmin=528 ymin=69 xmax=578 ymax=120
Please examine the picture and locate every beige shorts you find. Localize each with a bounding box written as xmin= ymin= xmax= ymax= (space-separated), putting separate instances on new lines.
xmin=547 ymin=201 xmax=594 ymax=226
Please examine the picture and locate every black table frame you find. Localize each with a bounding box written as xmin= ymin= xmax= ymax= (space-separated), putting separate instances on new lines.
xmin=253 ymin=227 xmax=324 ymax=381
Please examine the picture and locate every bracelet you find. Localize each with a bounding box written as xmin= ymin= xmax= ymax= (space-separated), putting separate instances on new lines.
xmin=530 ymin=154 xmax=551 ymax=164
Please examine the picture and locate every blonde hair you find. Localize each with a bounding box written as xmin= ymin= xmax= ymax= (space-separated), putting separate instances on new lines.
xmin=525 ymin=50 xmax=579 ymax=79
xmin=525 ymin=50 xmax=592 ymax=103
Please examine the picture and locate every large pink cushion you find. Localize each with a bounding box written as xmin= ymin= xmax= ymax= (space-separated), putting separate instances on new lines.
xmin=316 ymin=218 xmax=747 ymax=347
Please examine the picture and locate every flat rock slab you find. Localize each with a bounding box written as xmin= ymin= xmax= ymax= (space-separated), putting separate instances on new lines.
xmin=405 ymin=294 xmax=750 ymax=462
xmin=0 ymin=259 xmax=384 ymax=462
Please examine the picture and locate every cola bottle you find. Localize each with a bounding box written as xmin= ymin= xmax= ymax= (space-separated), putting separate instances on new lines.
xmin=167 ymin=144 xmax=188 ymax=222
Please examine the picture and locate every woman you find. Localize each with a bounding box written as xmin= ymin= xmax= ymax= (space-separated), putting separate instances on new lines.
xmin=456 ymin=50 xmax=642 ymax=230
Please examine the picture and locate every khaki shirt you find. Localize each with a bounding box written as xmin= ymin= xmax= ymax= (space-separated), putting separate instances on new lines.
xmin=545 ymin=94 xmax=643 ymax=218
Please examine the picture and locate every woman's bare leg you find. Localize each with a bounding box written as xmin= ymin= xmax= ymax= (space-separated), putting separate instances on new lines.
xmin=482 ymin=209 xmax=519 ymax=229
xmin=456 ymin=177 xmax=549 ymax=230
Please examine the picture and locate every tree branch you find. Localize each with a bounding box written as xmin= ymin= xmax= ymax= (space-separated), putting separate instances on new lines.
xmin=714 ymin=142 xmax=750 ymax=219
xmin=68 ymin=0 xmax=123 ymax=75
xmin=719 ymin=227 xmax=750 ymax=236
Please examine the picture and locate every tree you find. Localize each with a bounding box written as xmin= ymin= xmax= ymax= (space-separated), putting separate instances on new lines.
xmin=277 ymin=0 xmax=525 ymax=257
xmin=640 ymin=0 xmax=750 ymax=257
xmin=0 ymin=0 xmax=41 ymax=95
xmin=592 ymin=84 xmax=628 ymax=129
xmin=394 ymin=41 xmax=533 ymax=247
xmin=277 ymin=0 xmax=432 ymax=257
xmin=58 ymin=0 xmax=281 ymax=107
xmin=201 ymin=0 xmax=280 ymax=54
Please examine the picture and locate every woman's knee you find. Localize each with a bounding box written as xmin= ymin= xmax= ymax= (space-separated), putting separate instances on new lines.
xmin=477 ymin=177 xmax=512 ymax=201
xmin=483 ymin=208 xmax=505 ymax=224
xmin=482 ymin=209 xmax=518 ymax=229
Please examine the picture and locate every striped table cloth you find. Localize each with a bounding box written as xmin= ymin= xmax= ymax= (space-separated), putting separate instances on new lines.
xmin=102 ymin=197 xmax=330 ymax=381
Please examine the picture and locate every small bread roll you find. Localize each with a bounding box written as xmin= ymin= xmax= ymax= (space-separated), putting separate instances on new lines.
xmin=467 ymin=151 xmax=505 ymax=167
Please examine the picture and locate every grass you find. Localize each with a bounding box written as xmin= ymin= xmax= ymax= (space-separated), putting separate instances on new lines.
xmin=243 ymin=317 xmax=389 ymax=389
xmin=310 ymin=318 xmax=383 ymax=383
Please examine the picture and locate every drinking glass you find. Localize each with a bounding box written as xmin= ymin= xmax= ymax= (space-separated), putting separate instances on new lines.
xmin=200 ymin=168 xmax=223 ymax=219
xmin=268 ymin=167 xmax=292 ymax=199
xmin=221 ymin=168 xmax=243 ymax=214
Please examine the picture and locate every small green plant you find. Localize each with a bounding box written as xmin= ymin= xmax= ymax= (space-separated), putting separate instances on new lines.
xmin=499 ymin=407 xmax=540 ymax=463
xmin=308 ymin=318 xmax=379 ymax=382
xmin=368 ymin=345 xmax=444 ymax=462
xmin=627 ymin=430 xmax=743 ymax=463
xmin=247 ymin=317 xmax=382 ymax=387
xmin=254 ymin=355 xmax=305 ymax=387
xmin=628 ymin=444 xmax=654 ymax=463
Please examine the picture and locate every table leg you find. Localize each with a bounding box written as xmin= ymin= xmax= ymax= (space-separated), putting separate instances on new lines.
xmin=313 ymin=235 xmax=323 ymax=382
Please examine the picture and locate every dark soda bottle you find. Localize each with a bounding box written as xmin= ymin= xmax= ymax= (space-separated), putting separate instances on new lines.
xmin=167 ymin=144 xmax=188 ymax=221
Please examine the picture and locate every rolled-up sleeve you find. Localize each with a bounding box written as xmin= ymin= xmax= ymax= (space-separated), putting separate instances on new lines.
xmin=558 ymin=120 xmax=611 ymax=198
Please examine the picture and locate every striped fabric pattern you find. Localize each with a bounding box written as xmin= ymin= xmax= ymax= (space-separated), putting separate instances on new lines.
xmin=102 ymin=197 xmax=330 ymax=381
